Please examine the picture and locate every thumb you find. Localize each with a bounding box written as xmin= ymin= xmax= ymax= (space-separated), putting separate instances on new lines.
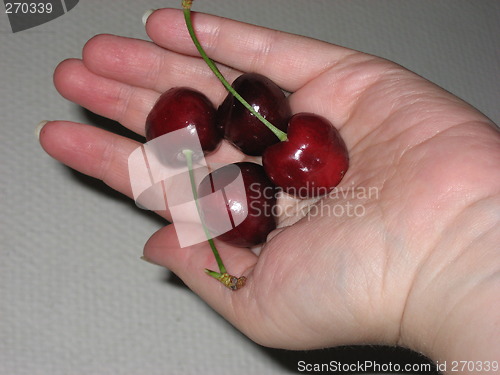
xmin=143 ymin=223 xmax=258 ymax=322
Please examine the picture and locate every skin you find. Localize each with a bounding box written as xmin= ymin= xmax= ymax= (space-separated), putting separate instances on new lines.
xmin=39 ymin=9 xmax=500 ymax=373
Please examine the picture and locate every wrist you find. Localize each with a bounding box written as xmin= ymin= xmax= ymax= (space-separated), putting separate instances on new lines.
xmin=429 ymin=281 xmax=500 ymax=373
xmin=399 ymin=198 xmax=500 ymax=374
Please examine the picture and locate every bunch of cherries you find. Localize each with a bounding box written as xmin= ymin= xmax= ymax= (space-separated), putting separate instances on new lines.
xmin=143 ymin=1 xmax=349 ymax=290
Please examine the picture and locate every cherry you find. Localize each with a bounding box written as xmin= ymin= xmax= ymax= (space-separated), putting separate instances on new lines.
xmin=262 ymin=113 xmax=349 ymax=198
xmin=176 ymin=1 xmax=351 ymax=289
xmin=217 ymin=73 xmax=292 ymax=156
xmin=198 ymin=162 xmax=278 ymax=247
xmin=145 ymin=87 xmax=221 ymax=162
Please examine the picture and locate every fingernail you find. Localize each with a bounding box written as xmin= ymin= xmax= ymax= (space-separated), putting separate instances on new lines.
xmin=140 ymin=255 xmax=160 ymax=266
xmin=35 ymin=120 xmax=49 ymax=139
xmin=142 ymin=9 xmax=156 ymax=26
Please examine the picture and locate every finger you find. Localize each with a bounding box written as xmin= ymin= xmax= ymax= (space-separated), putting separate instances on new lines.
xmin=53 ymin=58 xmax=158 ymax=136
xmin=143 ymin=224 xmax=258 ymax=325
xmin=145 ymin=8 xmax=358 ymax=92
xmin=38 ymin=121 xmax=259 ymax=220
xmin=38 ymin=121 xmax=164 ymax=214
xmin=54 ymin=57 xmax=257 ymax=163
xmin=82 ymin=34 xmax=240 ymax=104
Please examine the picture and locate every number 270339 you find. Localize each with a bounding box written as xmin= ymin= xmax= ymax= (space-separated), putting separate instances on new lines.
xmin=5 ymin=3 xmax=53 ymax=14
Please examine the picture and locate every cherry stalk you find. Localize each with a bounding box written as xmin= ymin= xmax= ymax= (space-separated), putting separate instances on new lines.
xmin=182 ymin=0 xmax=287 ymax=142
xmin=217 ymin=73 xmax=292 ymax=156
xmin=183 ymin=149 xmax=246 ymax=290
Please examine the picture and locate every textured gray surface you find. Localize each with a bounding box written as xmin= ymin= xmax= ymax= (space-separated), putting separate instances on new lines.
xmin=1 ymin=1 xmax=498 ymax=374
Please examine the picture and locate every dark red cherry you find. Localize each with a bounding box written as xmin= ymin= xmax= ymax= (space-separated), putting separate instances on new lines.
xmin=262 ymin=113 xmax=349 ymax=198
xmin=145 ymin=87 xmax=221 ymax=163
xmin=217 ymin=73 xmax=291 ymax=156
xmin=198 ymin=162 xmax=277 ymax=247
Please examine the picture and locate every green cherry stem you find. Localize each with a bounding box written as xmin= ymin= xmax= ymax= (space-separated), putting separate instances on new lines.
xmin=182 ymin=1 xmax=288 ymax=142
xmin=182 ymin=149 xmax=247 ymax=290
xmin=182 ymin=149 xmax=226 ymax=274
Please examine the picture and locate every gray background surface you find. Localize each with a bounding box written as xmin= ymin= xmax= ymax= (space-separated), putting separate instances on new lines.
xmin=1 ymin=1 xmax=499 ymax=374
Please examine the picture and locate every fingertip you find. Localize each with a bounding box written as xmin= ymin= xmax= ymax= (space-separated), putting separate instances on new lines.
xmin=143 ymin=225 xmax=186 ymax=270
xmin=81 ymin=34 xmax=113 ymax=63
xmin=53 ymin=58 xmax=83 ymax=93
xmin=142 ymin=9 xmax=156 ymax=26
xmin=53 ymin=58 xmax=75 ymax=81
xmin=37 ymin=121 xmax=71 ymax=155
xmin=37 ymin=121 xmax=76 ymax=162
xmin=145 ymin=8 xmax=190 ymax=47
xmin=81 ymin=34 xmax=125 ymax=75
xmin=35 ymin=120 xmax=49 ymax=140
xmin=139 ymin=255 xmax=162 ymax=267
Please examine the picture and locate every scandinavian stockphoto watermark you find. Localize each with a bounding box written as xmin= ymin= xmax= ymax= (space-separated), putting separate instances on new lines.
xmin=246 ymin=183 xmax=378 ymax=220
xmin=128 ymin=130 xmax=376 ymax=247
xmin=3 ymin=0 xmax=79 ymax=33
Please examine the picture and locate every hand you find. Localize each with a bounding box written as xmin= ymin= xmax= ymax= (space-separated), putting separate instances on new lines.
xmin=39 ymin=8 xmax=500 ymax=368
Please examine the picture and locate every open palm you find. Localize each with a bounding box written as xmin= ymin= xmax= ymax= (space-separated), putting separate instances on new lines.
xmin=40 ymin=9 xmax=500 ymax=356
